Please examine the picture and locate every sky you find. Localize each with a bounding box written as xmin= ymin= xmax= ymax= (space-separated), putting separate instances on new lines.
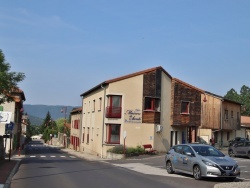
xmin=0 ymin=0 xmax=249 ymax=106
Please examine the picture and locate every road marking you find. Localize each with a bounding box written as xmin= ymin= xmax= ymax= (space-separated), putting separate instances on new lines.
xmin=113 ymin=163 xmax=191 ymax=179
xmin=50 ymin=156 xmax=56 ymax=158
xmin=69 ymin=156 xmax=76 ymax=158
xmin=30 ymin=156 xmax=36 ymax=158
xmin=60 ymin=156 xmax=66 ymax=158
xmin=40 ymin=156 xmax=46 ymax=158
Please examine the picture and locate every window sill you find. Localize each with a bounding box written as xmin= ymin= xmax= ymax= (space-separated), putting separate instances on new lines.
xmin=104 ymin=142 xmax=120 ymax=145
xmin=143 ymin=110 xmax=160 ymax=112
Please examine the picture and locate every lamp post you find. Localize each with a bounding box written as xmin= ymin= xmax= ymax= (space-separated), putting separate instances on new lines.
xmin=61 ymin=107 xmax=67 ymax=148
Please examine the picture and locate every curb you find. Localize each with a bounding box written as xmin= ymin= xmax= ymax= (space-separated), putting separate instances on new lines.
xmin=3 ymin=159 xmax=21 ymax=188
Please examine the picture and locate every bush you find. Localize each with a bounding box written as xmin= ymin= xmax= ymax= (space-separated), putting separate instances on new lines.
xmin=108 ymin=145 xmax=145 ymax=155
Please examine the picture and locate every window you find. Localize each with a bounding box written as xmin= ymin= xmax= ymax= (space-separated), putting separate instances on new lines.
xmin=144 ymin=97 xmax=160 ymax=111
xmin=92 ymin=100 xmax=95 ymax=112
xmin=87 ymin=128 xmax=89 ymax=143
xmin=181 ymin=101 xmax=190 ymax=114
xmin=82 ymin=128 xmax=85 ymax=143
xmin=106 ymin=124 xmax=121 ymax=144
xmin=106 ymin=95 xmax=122 ymax=118
xmin=224 ymin=110 xmax=228 ymax=120
xmin=227 ymin=132 xmax=230 ymax=140
xmin=99 ymin=97 xmax=102 ymax=111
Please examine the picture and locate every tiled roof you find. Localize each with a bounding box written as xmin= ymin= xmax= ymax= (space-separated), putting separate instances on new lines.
xmin=81 ymin=66 xmax=172 ymax=97
xmin=172 ymin=78 xmax=204 ymax=93
xmin=241 ymin=116 xmax=250 ymax=127
xmin=71 ymin=107 xmax=82 ymax=114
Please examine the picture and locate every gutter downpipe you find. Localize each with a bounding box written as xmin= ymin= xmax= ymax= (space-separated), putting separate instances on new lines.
xmin=220 ymin=99 xmax=224 ymax=143
xmin=101 ymin=84 xmax=106 ymax=158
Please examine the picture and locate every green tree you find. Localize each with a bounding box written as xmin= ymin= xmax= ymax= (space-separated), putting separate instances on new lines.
xmin=224 ymin=88 xmax=240 ymax=103
xmin=41 ymin=111 xmax=58 ymax=142
xmin=224 ymin=85 xmax=250 ymax=116
xmin=0 ymin=49 xmax=25 ymax=104
xmin=240 ymin=85 xmax=250 ymax=116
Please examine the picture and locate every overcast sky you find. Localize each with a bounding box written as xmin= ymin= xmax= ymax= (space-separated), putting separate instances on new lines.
xmin=1 ymin=0 xmax=249 ymax=106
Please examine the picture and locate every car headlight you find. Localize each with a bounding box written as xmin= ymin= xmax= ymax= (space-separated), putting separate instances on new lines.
xmin=202 ymin=160 xmax=217 ymax=167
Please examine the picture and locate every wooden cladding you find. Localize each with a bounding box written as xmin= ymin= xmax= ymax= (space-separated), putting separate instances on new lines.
xmin=142 ymin=111 xmax=160 ymax=124
xmin=171 ymin=81 xmax=201 ymax=127
xmin=142 ymin=69 xmax=162 ymax=124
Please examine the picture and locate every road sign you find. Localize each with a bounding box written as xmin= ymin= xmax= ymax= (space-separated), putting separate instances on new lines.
xmin=0 ymin=111 xmax=12 ymax=123
xmin=5 ymin=122 xmax=15 ymax=134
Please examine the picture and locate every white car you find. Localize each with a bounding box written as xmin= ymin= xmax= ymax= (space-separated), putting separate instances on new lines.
xmin=165 ymin=144 xmax=240 ymax=181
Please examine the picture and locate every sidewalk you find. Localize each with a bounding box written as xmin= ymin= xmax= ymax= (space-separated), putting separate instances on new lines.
xmin=0 ymin=150 xmax=24 ymax=188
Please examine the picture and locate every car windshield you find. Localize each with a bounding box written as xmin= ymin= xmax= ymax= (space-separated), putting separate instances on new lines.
xmin=191 ymin=145 xmax=225 ymax=157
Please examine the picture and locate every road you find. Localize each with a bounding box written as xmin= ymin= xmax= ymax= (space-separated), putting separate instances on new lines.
xmin=9 ymin=141 xmax=250 ymax=188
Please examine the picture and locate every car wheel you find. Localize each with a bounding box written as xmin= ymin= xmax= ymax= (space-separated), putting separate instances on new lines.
xmin=193 ymin=165 xmax=202 ymax=180
xmin=228 ymin=150 xmax=234 ymax=157
xmin=166 ymin=161 xmax=174 ymax=174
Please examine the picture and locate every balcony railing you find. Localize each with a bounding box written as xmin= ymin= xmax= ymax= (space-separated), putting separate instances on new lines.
xmin=106 ymin=106 xmax=122 ymax=118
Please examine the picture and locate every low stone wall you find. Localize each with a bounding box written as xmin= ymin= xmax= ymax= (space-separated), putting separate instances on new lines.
xmin=106 ymin=152 xmax=125 ymax=160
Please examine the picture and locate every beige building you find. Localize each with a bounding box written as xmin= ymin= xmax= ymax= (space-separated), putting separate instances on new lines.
xmin=70 ymin=107 xmax=82 ymax=151
xmin=80 ymin=67 xmax=172 ymax=158
xmin=0 ymin=88 xmax=26 ymax=155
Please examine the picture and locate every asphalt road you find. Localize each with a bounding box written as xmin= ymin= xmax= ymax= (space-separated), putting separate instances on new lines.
xmin=8 ymin=141 xmax=184 ymax=188
xmin=9 ymin=141 xmax=250 ymax=188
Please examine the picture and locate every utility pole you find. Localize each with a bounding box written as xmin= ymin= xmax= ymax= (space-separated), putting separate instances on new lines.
xmin=61 ymin=107 xmax=67 ymax=148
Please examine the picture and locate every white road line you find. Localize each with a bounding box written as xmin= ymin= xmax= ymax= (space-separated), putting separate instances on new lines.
xmin=50 ymin=156 xmax=56 ymax=158
xmin=113 ymin=163 xmax=190 ymax=179
xmin=60 ymin=156 xmax=66 ymax=158
xmin=40 ymin=156 xmax=46 ymax=158
xmin=69 ymin=156 xmax=76 ymax=158
xmin=30 ymin=156 xmax=36 ymax=158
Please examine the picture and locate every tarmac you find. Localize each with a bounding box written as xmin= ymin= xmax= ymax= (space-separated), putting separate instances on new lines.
xmin=0 ymin=145 xmax=249 ymax=188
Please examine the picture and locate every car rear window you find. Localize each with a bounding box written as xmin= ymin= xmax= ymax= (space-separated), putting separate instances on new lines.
xmin=191 ymin=146 xmax=225 ymax=157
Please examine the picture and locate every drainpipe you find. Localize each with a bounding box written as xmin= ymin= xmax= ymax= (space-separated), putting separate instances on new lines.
xmin=101 ymin=84 xmax=106 ymax=158
xmin=220 ymin=99 xmax=223 ymax=144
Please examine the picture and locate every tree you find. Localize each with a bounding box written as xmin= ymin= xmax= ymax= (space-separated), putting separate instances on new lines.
xmin=224 ymin=85 xmax=250 ymax=116
xmin=41 ymin=111 xmax=58 ymax=142
xmin=240 ymin=85 xmax=250 ymax=116
xmin=224 ymin=88 xmax=240 ymax=103
xmin=0 ymin=49 xmax=25 ymax=104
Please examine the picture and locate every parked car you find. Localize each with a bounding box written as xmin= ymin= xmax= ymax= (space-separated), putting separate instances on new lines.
xmin=228 ymin=141 xmax=250 ymax=158
xmin=165 ymin=144 xmax=240 ymax=180
xmin=228 ymin=137 xmax=248 ymax=146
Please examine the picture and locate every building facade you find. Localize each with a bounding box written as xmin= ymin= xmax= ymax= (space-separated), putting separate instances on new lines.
xmin=70 ymin=107 xmax=82 ymax=151
xmin=199 ymin=92 xmax=241 ymax=147
xmin=0 ymin=88 xmax=25 ymax=156
xmin=80 ymin=67 xmax=172 ymax=158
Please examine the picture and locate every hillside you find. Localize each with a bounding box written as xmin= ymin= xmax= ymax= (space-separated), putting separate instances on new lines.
xmin=23 ymin=104 xmax=79 ymax=125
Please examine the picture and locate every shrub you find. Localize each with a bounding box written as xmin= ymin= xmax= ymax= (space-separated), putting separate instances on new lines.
xmin=108 ymin=145 xmax=145 ymax=155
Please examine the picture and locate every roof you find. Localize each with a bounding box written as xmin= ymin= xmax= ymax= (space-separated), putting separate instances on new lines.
xmin=12 ymin=87 xmax=26 ymax=101
xmin=80 ymin=66 xmax=172 ymax=97
xmin=70 ymin=107 xmax=82 ymax=114
xmin=241 ymin=116 xmax=250 ymax=127
xmin=172 ymin=78 xmax=205 ymax=93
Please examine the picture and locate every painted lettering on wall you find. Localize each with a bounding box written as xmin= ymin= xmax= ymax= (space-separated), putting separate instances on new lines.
xmin=124 ymin=109 xmax=142 ymax=123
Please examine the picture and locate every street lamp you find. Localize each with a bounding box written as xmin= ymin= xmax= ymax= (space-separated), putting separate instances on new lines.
xmin=61 ymin=107 xmax=67 ymax=147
